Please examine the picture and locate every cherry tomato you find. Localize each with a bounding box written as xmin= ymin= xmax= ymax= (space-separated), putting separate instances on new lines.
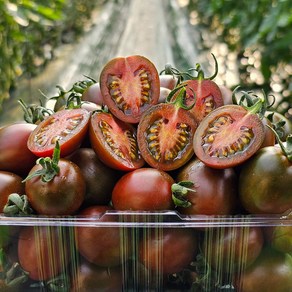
xmin=18 ymin=225 xmax=70 ymax=281
xmin=174 ymin=158 xmax=238 ymax=215
xmin=193 ymin=104 xmax=265 ymax=169
xmin=239 ymin=144 xmax=292 ymax=214
xmin=139 ymin=228 xmax=198 ymax=274
xmin=111 ymin=168 xmax=175 ymax=211
xmin=0 ymin=171 xmax=24 ymax=212
xmin=71 ymin=258 xmax=123 ymax=292
xmin=76 ymin=206 xmax=124 ymax=267
xmin=67 ymin=148 xmax=122 ymax=207
xmin=99 ymin=55 xmax=160 ymax=123
xmin=234 ymin=247 xmax=292 ymax=292
xmin=137 ymin=89 xmax=198 ymax=171
xmin=27 ymin=108 xmax=90 ymax=158
xmin=82 ymin=82 xmax=103 ymax=105
xmin=89 ymin=110 xmax=145 ymax=171
xmin=203 ymin=226 xmax=264 ymax=272
xmin=25 ymin=158 xmax=85 ymax=215
xmin=0 ymin=123 xmax=37 ymax=176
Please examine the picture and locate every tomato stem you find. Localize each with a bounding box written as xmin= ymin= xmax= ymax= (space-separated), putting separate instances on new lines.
xmin=3 ymin=193 xmax=34 ymax=215
xmin=171 ymin=181 xmax=195 ymax=208
xmin=166 ymin=85 xmax=196 ymax=110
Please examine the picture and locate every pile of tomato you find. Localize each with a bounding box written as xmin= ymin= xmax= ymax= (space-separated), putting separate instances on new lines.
xmin=0 ymin=55 xmax=291 ymax=291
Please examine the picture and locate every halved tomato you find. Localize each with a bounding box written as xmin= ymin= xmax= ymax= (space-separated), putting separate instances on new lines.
xmin=27 ymin=108 xmax=90 ymax=157
xmin=193 ymin=104 xmax=265 ymax=169
xmin=99 ymin=55 xmax=160 ymax=123
xmin=89 ymin=110 xmax=145 ymax=171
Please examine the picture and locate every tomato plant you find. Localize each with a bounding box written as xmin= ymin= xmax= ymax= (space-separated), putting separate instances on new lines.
xmin=27 ymin=108 xmax=90 ymax=158
xmin=24 ymin=142 xmax=85 ymax=215
xmin=99 ymin=55 xmax=160 ymax=123
xmin=0 ymin=123 xmax=38 ymax=176
xmin=137 ymin=86 xmax=198 ymax=171
xmin=111 ymin=168 xmax=175 ymax=211
xmin=89 ymin=109 xmax=145 ymax=171
xmin=173 ymin=158 xmax=238 ymax=215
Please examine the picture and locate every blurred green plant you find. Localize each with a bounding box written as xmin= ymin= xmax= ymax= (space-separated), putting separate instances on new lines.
xmin=187 ymin=0 xmax=292 ymax=118
xmin=0 ymin=0 xmax=99 ymax=109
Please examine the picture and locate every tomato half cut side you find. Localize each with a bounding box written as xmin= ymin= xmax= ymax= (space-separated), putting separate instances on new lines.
xmin=137 ymin=103 xmax=197 ymax=171
xmin=99 ymin=55 xmax=160 ymax=123
xmin=27 ymin=108 xmax=90 ymax=157
xmin=193 ymin=105 xmax=265 ymax=169
xmin=89 ymin=111 xmax=145 ymax=171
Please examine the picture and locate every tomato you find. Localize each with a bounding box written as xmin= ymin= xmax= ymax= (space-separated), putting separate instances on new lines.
xmin=111 ymin=168 xmax=175 ymax=211
xmin=76 ymin=206 xmax=124 ymax=267
xmin=89 ymin=110 xmax=145 ymax=171
xmin=82 ymin=82 xmax=103 ymax=105
xmin=159 ymin=74 xmax=178 ymax=90
xmin=174 ymin=158 xmax=238 ymax=215
xmin=158 ymin=87 xmax=171 ymax=103
xmin=27 ymin=108 xmax=90 ymax=158
xmin=67 ymin=148 xmax=122 ymax=207
xmin=18 ymin=225 xmax=70 ymax=281
xmin=193 ymin=104 xmax=265 ymax=169
xmin=239 ymin=144 xmax=292 ymax=214
xmin=0 ymin=123 xmax=37 ymax=176
xmin=260 ymin=116 xmax=276 ymax=148
xmin=139 ymin=228 xmax=198 ymax=274
xmin=25 ymin=158 xmax=85 ymax=215
xmin=137 ymin=88 xmax=198 ymax=171
xmin=71 ymin=258 xmax=123 ymax=292
xmin=234 ymin=247 xmax=292 ymax=292
xmin=99 ymin=55 xmax=160 ymax=123
xmin=203 ymin=226 xmax=264 ymax=273
xmin=0 ymin=171 xmax=24 ymax=212
xmin=219 ymin=84 xmax=233 ymax=105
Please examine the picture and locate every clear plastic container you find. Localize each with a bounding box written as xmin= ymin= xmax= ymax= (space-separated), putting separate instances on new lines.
xmin=0 ymin=211 xmax=291 ymax=291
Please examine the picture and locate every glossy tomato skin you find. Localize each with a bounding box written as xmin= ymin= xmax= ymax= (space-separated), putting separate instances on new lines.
xmin=18 ymin=226 xmax=70 ymax=281
xmin=0 ymin=123 xmax=37 ymax=176
xmin=71 ymin=258 xmax=123 ymax=292
xmin=89 ymin=110 xmax=145 ymax=171
xmin=25 ymin=159 xmax=85 ymax=215
xmin=234 ymin=247 xmax=292 ymax=292
xmin=219 ymin=84 xmax=233 ymax=105
xmin=112 ymin=168 xmax=175 ymax=211
xmin=82 ymin=82 xmax=103 ymax=105
xmin=100 ymin=55 xmax=160 ymax=123
xmin=27 ymin=108 xmax=90 ymax=158
xmin=175 ymin=158 xmax=238 ymax=215
xmin=203 ymin=226 xmax=264 ymax=272
xmin=67 ymin=148 xmax=122 ymax=208
xmin=159 ymin=74 xmax=178 ymax=90
xmin=0 ymin=171 xmax=24 ymax=212
xmin=239 ymin=145 xmax=292 ymax=214
xmin=178 ymin=79 xmax=224 ymax=123
xmin=76 ymin=206 xmax=124 ymax=267
xmin=137 ymin=103 xmax=198 ymax=171
xmin=193 ymin=104 xmax=265 ymax=169
xmin=139 ymin=228 xmax=198 ymax=275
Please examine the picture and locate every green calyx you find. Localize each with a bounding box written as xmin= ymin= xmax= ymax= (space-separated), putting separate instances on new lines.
xmin=23 ymin=141 xmax=61 ymax=183
xmin=3 ymin=193 xmax=34 ymax=216
xmin=166 ymin=85 xmax=196 ymax=110
xmin=171 ymin=181 xmax=196 ymax=208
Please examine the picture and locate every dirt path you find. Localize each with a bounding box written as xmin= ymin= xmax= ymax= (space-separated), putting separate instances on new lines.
xmin=0 ymin=0 xmax=213 ymax=126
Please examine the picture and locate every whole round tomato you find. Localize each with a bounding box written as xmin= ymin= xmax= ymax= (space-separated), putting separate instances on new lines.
xmin=67 ymin=148 xmax=122 ymax=207
xmin=0 ymin=171 xmax=24 ymax=212
xmin=159 ymin=74 xmax=178 ymax=90
xmin=76 ymin=205 xmax=124 ymax=267
xmin=112 ymin=168 xmax=175 ymax=211
xmin=139 ymin=228 xmax=198 ymax=274
xmin=71 ymin=258 xmax=123 ymax=292
xmin=174 ymin=158 xmax=238 ymax=215
xmin=25 ymin=158 xmax=85 ymax=215
xmin=27 ymin=108 xmax=90 ymax=158
xmin=0 ymin=123 xmax=37 ymax=176
xmin=193 ymin=104 xmax=265 ymax=169
xmin=99 ymin=55 xmax=160 ymax=123
xmin=203 ymin=226 xmax=264 ymax=272
xmin=18 ymin=225 xmax=70 ymax=281
xmin=219 ymin=84 xmax=233 ymax=105
xmin=89 ymin=110 xmax=145 ymax=171
xmin=82 ymin=82 xmax=103 ymax=105
xmin=234 ymin=247 xmax=292 ymax=292
xmin=137 ymin=89 xmax=198 ymax=171
xmin=239 ymin=144 xmax=292 ymax=214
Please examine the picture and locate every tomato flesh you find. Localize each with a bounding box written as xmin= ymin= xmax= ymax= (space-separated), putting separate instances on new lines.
xmin=193 ymin=105 xmax=265 ymax=169
xmin=100 ymin=55 xmax=160 ymax=123
xmin=28 ymin=108 xmax=90 ymax=157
